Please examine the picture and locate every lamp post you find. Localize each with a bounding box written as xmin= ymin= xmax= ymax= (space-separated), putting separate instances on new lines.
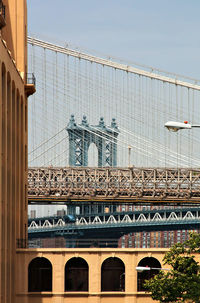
xmin=165 ymin=121 xmax=200 ymax=132
xmin=128 ymin=145 xmax=131 ymax=167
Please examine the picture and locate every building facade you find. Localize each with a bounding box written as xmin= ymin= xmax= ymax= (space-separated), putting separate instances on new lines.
xmin=16 ymin=248 xmax=167 ymax=303
xmin=0 ymin=1 xmax=35 ymax=302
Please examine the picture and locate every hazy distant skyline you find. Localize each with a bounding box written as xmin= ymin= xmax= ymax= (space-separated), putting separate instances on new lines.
xmin=28 ymin=0 xmax=200 ymax=79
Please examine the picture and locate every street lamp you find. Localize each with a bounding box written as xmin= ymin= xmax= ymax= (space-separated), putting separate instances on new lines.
xmin=165 ymin=121 xmax=200 ymax=132
xmin=136 ymin=266 xmax=170 ymax=272
xmin=136 ymin=266 xmax=170 ymax=291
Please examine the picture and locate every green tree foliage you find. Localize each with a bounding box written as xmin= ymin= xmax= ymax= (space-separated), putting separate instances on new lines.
xmin=144 ymin=233 xmax=200 ymax=303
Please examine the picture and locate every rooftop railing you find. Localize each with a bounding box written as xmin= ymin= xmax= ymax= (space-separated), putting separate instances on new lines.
xmin=26 ymin=73 xmax=36 ymax=86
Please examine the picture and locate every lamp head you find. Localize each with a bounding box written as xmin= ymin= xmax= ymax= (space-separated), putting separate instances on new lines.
xmin=165 ymin=121 xmax=192 ymax=132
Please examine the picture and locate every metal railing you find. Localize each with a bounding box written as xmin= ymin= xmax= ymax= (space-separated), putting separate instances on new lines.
xmin=17 ymin=239 xmax=28 ymax=249
xmin=28 ymin=238 xmax=119 ymax=248
xmin=26 ymin=73 xmax=36 ymax=86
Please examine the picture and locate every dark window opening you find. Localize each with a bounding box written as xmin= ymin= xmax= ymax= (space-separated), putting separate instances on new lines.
xmin=101 ymin=257 xmax=125 ymax=291
xmin=137 ymin=257 xmax=161 ymax=291
xmin=65 ymin=257 xmax=88 ymax=291
xmin=28 ymin=257 xmax=52 ymax=292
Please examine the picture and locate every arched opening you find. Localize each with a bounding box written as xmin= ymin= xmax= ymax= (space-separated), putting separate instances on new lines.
xmin=101 ymin=257 xmax=125 ymax=291
xmin=65 ymin=257 xmax=88 ymax=291
xmin=137 ymin=257 xmax=161 ymax=291
xmin=88 ymin=142 xmax=98 ymax=167
xmin=28 ymin=257 xmax=52 ymax=292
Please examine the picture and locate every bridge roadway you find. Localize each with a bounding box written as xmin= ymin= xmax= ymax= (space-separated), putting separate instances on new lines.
xmin=28 ymin=167 xmax=200 ymax=204
xmin=28 ymin=207 xmax=200 ymax=239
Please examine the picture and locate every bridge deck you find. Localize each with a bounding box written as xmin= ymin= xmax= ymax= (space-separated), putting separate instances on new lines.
xmin=28 ymin=167 xmax=200 ymax=203
xmin=28 ymin=207 xmax=200 ymax=237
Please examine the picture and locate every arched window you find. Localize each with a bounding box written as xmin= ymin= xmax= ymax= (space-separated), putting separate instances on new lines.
xmin=101 ymin=257 xmax=125 ymax=291
xmin=28 ymin=257 xmax=52 ymax=292
xmin=65 ymin=257 xmax=88 ymax=291
xmin=137 ymin=257 xmax=161 ymax=291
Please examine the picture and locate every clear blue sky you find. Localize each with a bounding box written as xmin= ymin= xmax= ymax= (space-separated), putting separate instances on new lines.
xmin=28 ymin=0 xmax=200 ymax=79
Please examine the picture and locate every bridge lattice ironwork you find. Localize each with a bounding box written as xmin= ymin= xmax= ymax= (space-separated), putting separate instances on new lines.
xmin=28 ymin=167 xmax=200 ymax=203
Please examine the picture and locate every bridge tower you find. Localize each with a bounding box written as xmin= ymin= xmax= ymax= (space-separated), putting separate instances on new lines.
xmin=66 ymin=115 xmax=119 ymax=167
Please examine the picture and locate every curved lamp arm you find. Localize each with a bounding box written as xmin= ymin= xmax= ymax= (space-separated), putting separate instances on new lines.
xmin=136 ymin=266 xmax=170 ymax=272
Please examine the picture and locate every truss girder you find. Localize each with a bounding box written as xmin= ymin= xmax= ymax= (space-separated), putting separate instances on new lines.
xmin=28 ymin=209 xmax=200 ymax=232
xmin=28 ymin=167 xmax=200 ymax=202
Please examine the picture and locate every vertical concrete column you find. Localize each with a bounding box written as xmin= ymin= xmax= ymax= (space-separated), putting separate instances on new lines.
xmin=20 ymin=99 xmax=24 ymax=239
xmin=21 ymin=98 xmax=27 ymax=241
xmin=11 ymin=84 xmax=16 ymax=301
xmin=15 ymin=93 xmax=20 ymax=242
xmin=124 ymin=253 xmax=137 ymax=303
xmin=88 ymin=252 xmax=101 ymax=303
xmin=15 ymin=252 xmax=28 ymax=294
xmin=24 ymin=100 xmax=28 ymax=243
xmin=9 ymin=0 xmax=27 ymax=77
xmin=1 ymin=66 xmax=7 ymax=302
xmin=7 ymin=74 xmax=12 ymax=303
xmin=0 ymin=61 xmax=2 ymax=303
xmin=52 ymin=253 xmax=65 ymax=293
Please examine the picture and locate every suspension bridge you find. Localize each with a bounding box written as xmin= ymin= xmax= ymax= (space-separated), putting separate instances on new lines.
xmin=27 ymin=37 xmax=200 ymax=247
xmin=28 ymin=36 xmax=200 ymax=171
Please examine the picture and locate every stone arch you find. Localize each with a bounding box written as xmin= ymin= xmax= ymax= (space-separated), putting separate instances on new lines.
xmin=28 ymin=257 xmax=52 ymax=292
xmin=7 ymin=70 xmax=11 ymax=83
xmin=101 ymin=257 xmax=125 ymax=291
xmin=1 ymin=62 xmax=6 ymax=103
xmin=65 ymin=257 xmax=88 ymax=291
xmin=1 ymin=61 xmax=6 ymax=76
xmin=12 ymin=79 xmax=15 ymax=91
xmin=137 ymin=257 xmax=161 ymax=291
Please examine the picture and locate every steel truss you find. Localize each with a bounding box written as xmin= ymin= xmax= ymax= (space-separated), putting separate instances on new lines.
xmin=28 ymin=208 xmax=200 ymax=229
xmin=28 ymin=167 xmax=200 ymax=203
xmin=28 ymin=208 xmax=200 ymax=237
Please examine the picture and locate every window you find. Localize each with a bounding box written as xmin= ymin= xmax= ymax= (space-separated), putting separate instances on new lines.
xmin=28 ymin=257 xmax=52 ymax=292
xmin=137 ymin=257 xmax=161 ymax=291
xmin=65 ymin=257 xmax=88 ymax=291
xmin=101 ymin=257 xmax=125 ymax=291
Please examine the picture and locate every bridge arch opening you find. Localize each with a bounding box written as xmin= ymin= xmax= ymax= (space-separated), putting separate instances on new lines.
xmin=101 ymin=257 xmax=125 ymax=291
xmin=137 ymin=257 xmax=161 ymax=291
xmin=88 ymin=142 xmax=98 ymax=167
xmin=65 ymin=257 xmax=88 ymax=291
xmin=28 ymin=257 xmax=52 ymax=292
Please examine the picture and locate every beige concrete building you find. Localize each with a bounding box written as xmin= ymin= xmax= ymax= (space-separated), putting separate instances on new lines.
xmin=15 ymin=248 xmax=168 ymax=303
xmin=0 ymin=0 xmax=34 ymax=302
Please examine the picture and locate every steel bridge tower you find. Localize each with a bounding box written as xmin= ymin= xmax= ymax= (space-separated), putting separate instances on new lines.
xmin=66 ymin=115 xmax=119 ymax=167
